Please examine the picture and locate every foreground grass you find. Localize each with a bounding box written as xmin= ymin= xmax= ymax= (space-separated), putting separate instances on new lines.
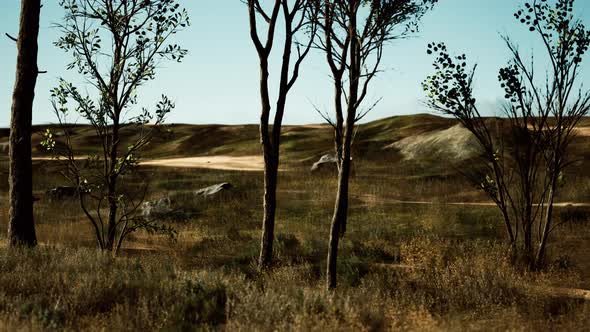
xmin=0 ymin=145 xmax=589 ymax=330
xmin=0 ymin=238 xmax=588 ymax=331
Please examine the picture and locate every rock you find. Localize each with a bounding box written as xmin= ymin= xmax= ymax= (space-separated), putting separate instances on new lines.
xmin=141 ymin=197 xmax=173 ymax=219
xmin=46 ymin=186 xmax=78 ymax=200
xmin=195 ymin=182 xmax=233 ymax=197
xmin=389 ymin=124 xmax=481 ymax=162
xmin=311 ymin=154 xmax=338 ymax=173
xmin=0 ymin=143 xmax=8 ymax=155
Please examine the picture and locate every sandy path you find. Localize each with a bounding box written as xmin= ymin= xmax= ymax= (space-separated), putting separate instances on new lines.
xmin=576 ymin=126 xmax=590 ymax=137
xmin=31 ymin=155 xmax=265 ymax=171
xmin=140 ymin=155 xmax=265 ymax=171
xmin=358 ymin=194 xmax=590 ymax=208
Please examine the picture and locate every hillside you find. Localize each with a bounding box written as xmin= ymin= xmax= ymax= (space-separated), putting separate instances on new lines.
xmin=0 ymin=114 xmax=473 ymax=164
xmin=2 ymin=114 xmax=590 ymax=331
xmin=2 ymin=113 xmax=590 ymax=174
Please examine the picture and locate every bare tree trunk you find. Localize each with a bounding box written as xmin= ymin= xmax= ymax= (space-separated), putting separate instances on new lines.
xmin=105 ymin=181 xmax=119 ymax=251
xmin=257 ymin=51 xmax=276 ymax=268
xmin=259 ymin=151 xmax=278 ymax=268
xmin=327 ymin=6 xmax=359 ymax=288
xmin=333 ymin=80 xmax=344 ymax=166
xmin=326 ymin=140 xmax=352 ymax=289
xmin=490 ymin=161 xmax=516 ymax=247
xmin=7 ymin=0 xmax=41 ymax=247
xmin=524 ymin=197 xmax=533 ymax=265
xmin=536 ymin=170 xmax=558 ymax=267
xmin=105 ymin=123 xmax=120 ymax=251
xmin=248 ymin=0 xmax=314 ymax=269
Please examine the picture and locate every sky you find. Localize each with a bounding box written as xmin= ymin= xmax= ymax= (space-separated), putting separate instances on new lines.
xmin=0 ymin=0 xmax=589 ymax=127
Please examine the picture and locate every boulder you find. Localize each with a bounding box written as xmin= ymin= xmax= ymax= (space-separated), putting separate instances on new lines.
xmin=311 ymin=154 xmax=338 ymax=173
xmin=389 ymin=124 xmax=481 ymax=162
xmin=46 ymin=186 xmax=78 ymax=200
xmin=195 ymin=182 xmax=233 ymax=197
xmin=141 ymin=197 xmax=173 ymax=219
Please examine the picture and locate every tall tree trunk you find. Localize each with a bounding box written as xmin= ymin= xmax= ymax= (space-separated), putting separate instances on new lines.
xmin=258 ymin=21 xmax=292 ymax=268
xmin=257 ymin=56 xmax=276 ymax=269
xmin=536 ymin=171 xmax=558 ymax=267
xmin=326 ymin=141 xmax=352 ymax=289
xmin=523 ymin=188 xmax=533 ymax=265
xmin=333 ymin=79 xmax=344 ymax=166
xmin=105 ymin=122 xmax=120 ymax=251
xmin=7 ymin=0 xmax=41 ymax=247
xmin=327 ymin=6 xmax=359 ymax=288
xmin=259 ymin=151 xmax=278 ymax=268
xmin=489 ymin=159 xmax=516 ymax=246
xmin=105 ymin=179 xmax=119 ymax=251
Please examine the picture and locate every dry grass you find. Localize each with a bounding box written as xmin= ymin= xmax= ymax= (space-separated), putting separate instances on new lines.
xmin=1 ymin=114 xmax=590 ymax=330
xmin=0 ymin=161 xmax=588 ymax=330
xmin=0 ymin=238 xmax=588 ymax=331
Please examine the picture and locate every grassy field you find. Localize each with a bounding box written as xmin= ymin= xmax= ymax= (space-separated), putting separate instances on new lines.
xmin=1 ymin=114 xmax=589 ymax=330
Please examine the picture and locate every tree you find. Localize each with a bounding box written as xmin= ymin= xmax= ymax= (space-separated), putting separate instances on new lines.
xmin=246 ymin=0 xmax=318 ymax=269
xmin=44 ymin=0 xmax=189 ymax=253
xmin=7 ymin=0 xmax=42 ymax=247
xmin=315 ymin=0 xmax=436 ymax=289
xmin=423 ymin=0 xmax=590 ymax=268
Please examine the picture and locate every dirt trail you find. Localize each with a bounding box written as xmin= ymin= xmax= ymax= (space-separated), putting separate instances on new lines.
xmin=32 ymin=155 xmax=265 ymax=171
xmin=140 ymin=155 xmax=265 ymax=171
xmin=358 ymin=194 xmax=590 ymax=208
xmin=576 ymin=126 xmax=590 ymax=137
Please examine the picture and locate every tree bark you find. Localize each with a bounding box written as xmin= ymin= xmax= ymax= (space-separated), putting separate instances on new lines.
xmin=259 ymin=152 xmax=278 ymax=268
xmin=327 ymin=3 xmax=359 ymax=289
xmin=7 ymin=0 xmax=41 ymax=247
xmin=257 ymin=55 xmax=276 ymax=269
xmin=326 ymin=143 xmax=352 ymax=289
xmin=536 ymin=168 xmax=558 ymax=267
xmin=257 ymin=10 xmax=292 ymax=269
xmin=249 ymin=0 xmax=308 ymax=270
xmin=105 ymin=122 xmax=121 ymax=251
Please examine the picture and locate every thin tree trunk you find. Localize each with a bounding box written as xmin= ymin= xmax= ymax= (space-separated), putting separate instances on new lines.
xmin=7 ymin=0 xmax=41 ymax=247
xmin=257 ymin=56 xmax=276 ymax=269
xmin=105 ymin=123 xmax=120 ymax=251
xmin=536 ymin=172 xmax=558 ymax=267
xmin=491 ymin=162 xmax=516 ymax=246
xmin=333 ymin=80 xmax=344 ymax=166
xmin=524 ymin=196 xmax=533 ymax=265
xmin=105 ymin=181 xmax=119 ymax=251
xmin=326 ymin=144 xmax=352 ymax=289
xmin=326 ymin=3 xmax=359 ymax=289
xmin=259 ymin=152 xmax=278 ymax=268
xmin=258 ymin=21 xmax=292 ymax=268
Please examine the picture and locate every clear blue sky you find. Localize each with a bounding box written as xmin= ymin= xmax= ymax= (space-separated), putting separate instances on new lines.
xmin=1 ymin=0 xmax=589 ymax=127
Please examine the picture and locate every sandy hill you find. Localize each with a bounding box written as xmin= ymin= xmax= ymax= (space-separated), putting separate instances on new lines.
xmin=1 ymin=114 xmax=590 ymax=174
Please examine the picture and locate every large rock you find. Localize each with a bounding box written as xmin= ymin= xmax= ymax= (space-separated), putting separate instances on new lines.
xmin=389 ymin=124 xmax=481 ymax=162
xmin=195 ymin=182 xmax=233 ymax=197
xmin=46 ymin=186 xmax=78 ymax=200
xmin=311 ymin=154 xmax=338 ymax=173
xmin=141 ymin=197 xmax=174 ymax=219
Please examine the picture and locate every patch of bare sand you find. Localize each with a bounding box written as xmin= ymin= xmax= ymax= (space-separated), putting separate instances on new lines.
xmin=358 ymin=194 xmax=590 ymax=207
xmin=300 ymin=124 xmax=330 ymax=129
xmin=575 ymin=126 xmax=590 ymax=137
xmin=31 ymin=155 xmax=266 ymax=171
xmin=140 ymin=155 xmax=264 ymax=171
